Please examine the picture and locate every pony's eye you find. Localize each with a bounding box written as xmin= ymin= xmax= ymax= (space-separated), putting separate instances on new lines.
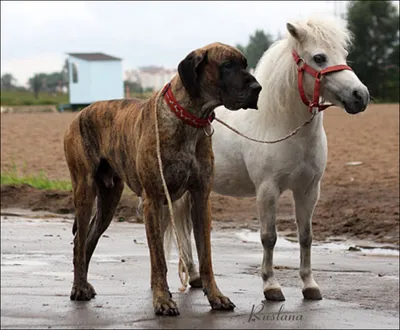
xmin=313 ymin=54 xmax=327 ymax=64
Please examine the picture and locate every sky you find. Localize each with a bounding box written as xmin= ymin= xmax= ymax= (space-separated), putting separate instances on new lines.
xmin=0 ymin=1 xmax=363 ymax=86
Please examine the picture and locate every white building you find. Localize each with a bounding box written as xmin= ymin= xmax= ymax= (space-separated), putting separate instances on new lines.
xmin=125 ymin=66 xmax=177 ymax=91
xmin=67 ymin=52 xmax=123 ymax=106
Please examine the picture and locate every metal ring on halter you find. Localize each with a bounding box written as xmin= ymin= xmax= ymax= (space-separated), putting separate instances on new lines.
xmin=296 ymin=57 xmax=306 ymax=70
xmin=309 ymin=102 xmax=320 ymax=115
xmin=311 ymin=107 xmax=319 ymax=115
xmin=204 ymin=120 xmax=215 ymax=137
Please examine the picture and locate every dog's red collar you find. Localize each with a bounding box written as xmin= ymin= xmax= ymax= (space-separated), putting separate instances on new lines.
xmin=161 ymin=82 xmax=215 ymax=129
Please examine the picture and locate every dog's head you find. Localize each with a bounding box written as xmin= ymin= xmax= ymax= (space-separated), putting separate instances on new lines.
xmin=178 ymin=42 xmax=262 ymax=110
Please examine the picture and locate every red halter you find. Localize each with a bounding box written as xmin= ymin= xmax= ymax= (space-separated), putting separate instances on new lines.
xmin=292 ymin=50 xmax=353 ymax=114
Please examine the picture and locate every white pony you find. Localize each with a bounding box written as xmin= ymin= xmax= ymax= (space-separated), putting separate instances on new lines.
xmin=162 ymin=15 xmax=370 ymax=301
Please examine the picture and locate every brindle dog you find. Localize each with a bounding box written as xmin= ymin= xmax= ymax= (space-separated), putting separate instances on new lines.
xmin=64 ymin=42 xmax=262 ymax=316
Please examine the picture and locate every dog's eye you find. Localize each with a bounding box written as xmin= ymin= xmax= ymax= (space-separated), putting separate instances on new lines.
xmin=313 ymin=54 xmax=327 ymax=65
xmin=222 ymin=61 xmax=233 ymax=70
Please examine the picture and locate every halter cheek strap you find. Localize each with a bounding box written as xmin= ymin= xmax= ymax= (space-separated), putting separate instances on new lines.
xmin=292 ymin=50 xmax=353 ymax=114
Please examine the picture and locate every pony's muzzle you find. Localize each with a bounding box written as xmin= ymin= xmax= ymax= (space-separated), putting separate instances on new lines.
xmin=352 ymin=87 xmax=369 ymax=109
xmin=344 ymin=86 xmax=369 ymax=114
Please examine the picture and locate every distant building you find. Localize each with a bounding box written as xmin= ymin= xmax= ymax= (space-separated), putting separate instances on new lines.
xmin=125 ymin=66 xmax=177 ymax=91
xmin=66 ymin=52 xmax=123 ymax=109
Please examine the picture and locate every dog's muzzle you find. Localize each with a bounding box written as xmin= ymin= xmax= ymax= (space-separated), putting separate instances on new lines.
xmin=243 ymin=82 xmax=262 ymax=110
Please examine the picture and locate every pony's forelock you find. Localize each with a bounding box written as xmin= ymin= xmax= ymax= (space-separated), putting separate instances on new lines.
xmin=290 ymin=16 xmax=353 ymax=52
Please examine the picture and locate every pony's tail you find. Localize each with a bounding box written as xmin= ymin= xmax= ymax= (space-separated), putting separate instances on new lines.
xmin=163 ymin=192 xmax=193 ymax=265
xmin=163 ymin=211 xmax=174 ymax=261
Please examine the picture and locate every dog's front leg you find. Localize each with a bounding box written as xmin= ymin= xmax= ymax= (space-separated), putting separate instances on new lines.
xmin=142 ymin=192 xmax=180 ymax=316
xmin=190 ymin=190 xmax=236 ymax=310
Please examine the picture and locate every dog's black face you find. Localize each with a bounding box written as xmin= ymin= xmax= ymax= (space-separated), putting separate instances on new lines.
xmin=217 ymin=57 xmax=262 ymax=110
xmin=178 ymin=42 xmax=262 ymax=111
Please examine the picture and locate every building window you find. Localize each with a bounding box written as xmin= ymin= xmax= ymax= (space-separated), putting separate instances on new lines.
xmin=71 ymin=63 xmax=78 ymax=83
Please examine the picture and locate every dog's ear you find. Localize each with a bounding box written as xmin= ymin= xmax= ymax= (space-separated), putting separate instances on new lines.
xmin=178 ymin=50 xmax=208 ymax=98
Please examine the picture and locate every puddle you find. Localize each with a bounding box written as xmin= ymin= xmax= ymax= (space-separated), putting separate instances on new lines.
xmin=359 ymin=248 xmax=399 ymax=257
xmin=236 ymin=230 xmax=399 ymax=257
xmin=31 ymin=271 xmax=105 ymax=280
xmin=32 ymin=271 xmax=72 ymax=278
xmin=1 ymin=253 xmax=71 ymax=274
xmin=1 ymin=260 xmax=48 ymax=266
xmin=236 ymin=230 xmax=297 ymax=249
xmin=1 ymin=253 xmax=69 ymax=261
xmin=378 ymin=275 xmax=400 ymax=280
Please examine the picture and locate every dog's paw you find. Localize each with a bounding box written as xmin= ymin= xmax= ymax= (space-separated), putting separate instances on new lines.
xmin=154 ymin=296 xmax=180 ymax=316
xmin=206 ymin=291 xmax=235 ymax=311
xmin=70 ymin=282 xmax=97 ymax=301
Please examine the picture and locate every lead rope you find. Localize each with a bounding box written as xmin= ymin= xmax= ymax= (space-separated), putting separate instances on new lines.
xmin=213 ymin=113 xmax=315 ymax=143
xmin=154 ymin=101 xmax=189 ymax=293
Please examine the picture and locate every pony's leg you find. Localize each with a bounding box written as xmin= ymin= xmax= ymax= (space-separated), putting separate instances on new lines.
xmin=256 ymin=183 xmax=285 ymax=301
xmin=162 ymin=194 xmax=202 ymax=288
xmin=173 ymin=197 xmax=202 ymax=288
xmin=293 ymin=181 xmax=322 ymax=300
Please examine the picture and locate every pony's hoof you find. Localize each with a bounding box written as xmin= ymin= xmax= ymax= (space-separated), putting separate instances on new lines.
xmin=264 ymin=288 xmax=285 ymax=301
xmin=189 ymin=276 xmax=202 ymax=288
xmin=302 ymin=287 xmax=322 ymax=300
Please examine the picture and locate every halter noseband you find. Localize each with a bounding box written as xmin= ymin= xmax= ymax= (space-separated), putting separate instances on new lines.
xmin=292 ymin=50 xmax=353 ymax=114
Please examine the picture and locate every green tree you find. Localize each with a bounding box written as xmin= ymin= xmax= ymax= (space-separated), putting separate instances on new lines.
xmin=45 ymin=72 xmax=65 ymax=93
xmin=28 ymin=72 xmax=66 ymax=97
xmin=1 ymin=73 xmax=17 ymax=90
xmin=28 ymin=74 xmax=43 ymax=99
xmin=346 ymin=0 xmax=399 ymax=102
xmin=237 ymin=29 xmax=273 ymax=69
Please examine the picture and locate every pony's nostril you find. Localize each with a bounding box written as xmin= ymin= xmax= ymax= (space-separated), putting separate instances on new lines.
xmin=353 ymin=89 xmax=362 ymax=102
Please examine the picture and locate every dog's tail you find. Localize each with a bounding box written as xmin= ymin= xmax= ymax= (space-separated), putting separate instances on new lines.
xmin=163 ymin=192 xmax=194 ymax=268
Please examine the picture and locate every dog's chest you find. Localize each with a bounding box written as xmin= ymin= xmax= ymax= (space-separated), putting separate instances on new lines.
xmin=161 ymin=145 xmax=201 ymax=200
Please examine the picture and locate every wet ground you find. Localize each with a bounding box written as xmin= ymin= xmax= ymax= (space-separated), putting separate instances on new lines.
xmin=1 ymin=210 xmax=399 ymax=329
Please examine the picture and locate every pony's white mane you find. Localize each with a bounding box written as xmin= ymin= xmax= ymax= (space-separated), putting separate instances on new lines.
xmin=254 ymin=15 xmax=352 ymax=115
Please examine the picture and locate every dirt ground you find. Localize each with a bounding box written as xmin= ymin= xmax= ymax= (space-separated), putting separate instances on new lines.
xmin=1 ymin=104 xmax=399 ymax=245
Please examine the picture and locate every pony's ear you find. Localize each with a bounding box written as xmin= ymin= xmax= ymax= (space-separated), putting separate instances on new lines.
xmin=286 ymin=22 xmax=306 ymax=42
xmin=178 ymin=50 xmax=208 ymax=98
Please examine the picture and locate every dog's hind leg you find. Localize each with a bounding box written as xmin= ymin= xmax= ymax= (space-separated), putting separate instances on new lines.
xmin=142 ymin=192 xmax=180 ymax=316
xmin=85 ymin=174 xmax=124 ymax=274
xmin=70 ymin=176 xmax=97 ymax=301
